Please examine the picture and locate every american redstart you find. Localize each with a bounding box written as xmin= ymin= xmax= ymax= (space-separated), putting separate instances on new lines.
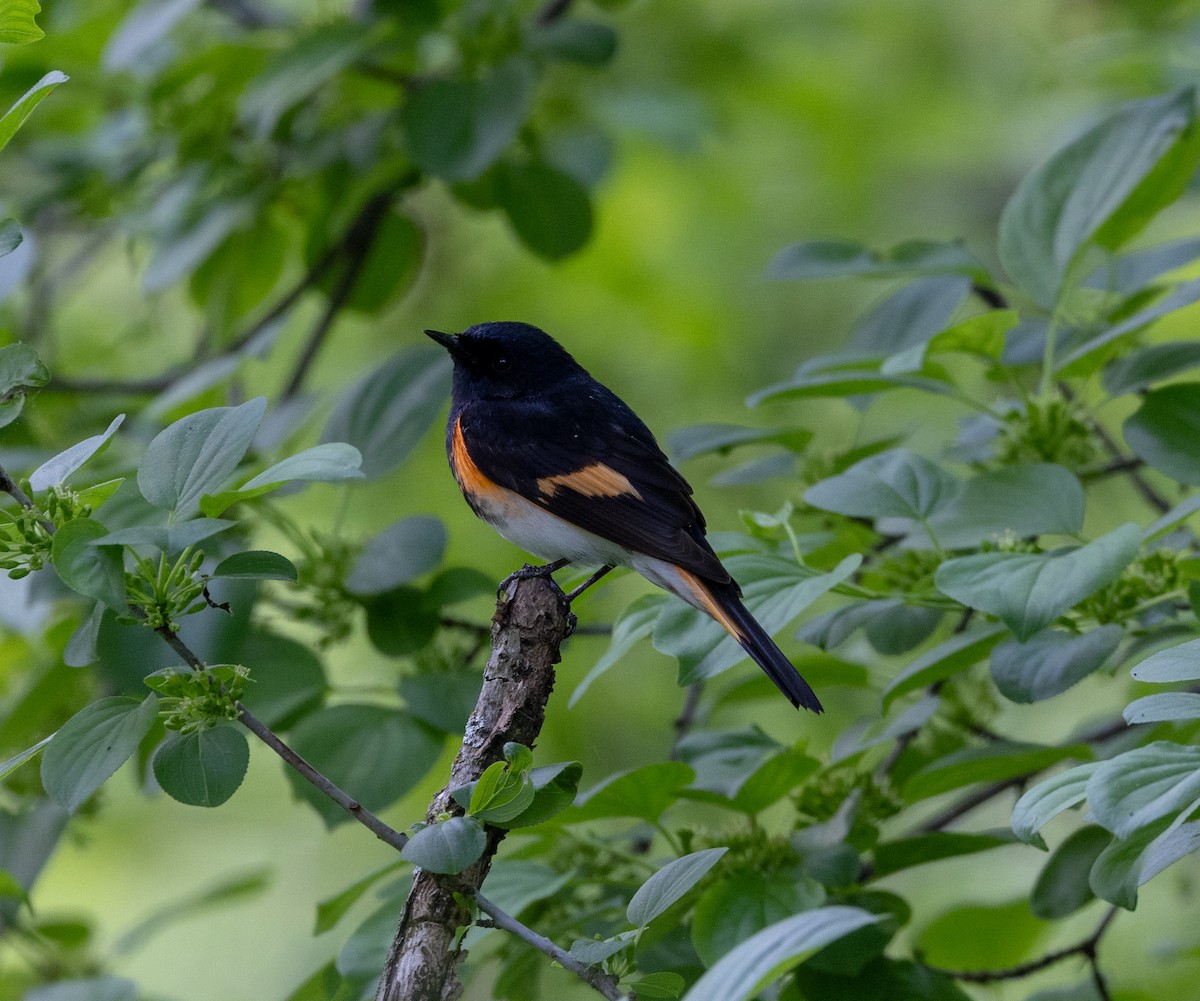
xmin=426 ymin=321 xmax=821 ymax=712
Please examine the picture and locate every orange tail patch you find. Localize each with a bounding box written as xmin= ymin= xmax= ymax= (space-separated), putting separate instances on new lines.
xmin=673 ymin=567 xmax=746 ymax=642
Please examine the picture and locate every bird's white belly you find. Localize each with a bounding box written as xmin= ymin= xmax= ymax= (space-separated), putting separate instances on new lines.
xmin=479 ymin=491 xmax=631 ymax=568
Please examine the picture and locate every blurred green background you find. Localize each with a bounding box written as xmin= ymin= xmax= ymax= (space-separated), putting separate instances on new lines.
xmin=6 ymin=0 xmax=1200 ymax=998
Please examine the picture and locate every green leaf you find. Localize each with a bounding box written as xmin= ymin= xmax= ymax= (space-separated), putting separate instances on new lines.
xmin=871 ymin=830 xmax=1020 ymax=879
xmin=1058 ymin=276 xmax=1200 ymax=375
xmin=849 ymin=276 xmax=971 ymax=354
xmin=881 ymin=625 xmax=1006 ymax=712
xmin=653 ymin=553 xmax=861 ymax=685
xmin=792 ymin=956 xmax=971 ymax=1001
xmin=916 ymin=899 xmax=1049 ymax=969
xmin=1087 ymin=816 xmax=1200 ymax=909
xmin=804 ymin=448 xmax=960 ymax=522
xmin=1125 ymin=383 xmax=1200 ymax=484
xmin=1124 ymin=692 xmax=1200 ymax=723
xmin=749 ymin=367 xmax=951 ymax=406
xmin=1143 ymin=494 xmax=1200 ymax=542
xmin=239 ymin=21 xmax=377 ymax=138
xmin=571 ymin=593 xmax=667 ymax=706
xmin=398 ymin=671 xmax=482 ymax=734
xmin=1086 ymin=741 xmax=1200 ymax=838
xmin=336 ymin=893 xmax=411 ymax=979
xmin=40 ymin=695 xmax=158 ymax=812
xmin=102 ymin=0 xmax=203 ymax=72
xmin=1011 ymin=763 xmax=1101 ymax=848
xmin=0 ymin=341 xmax=48 ymax=428
xmin=691 ymin=870 xmax=825 ymax=966
xmin=481 ymin=860 xmax=572 ymax=919
xmin=152 ymin=726 xmax=249 ymax=807
xmin=330 ymin=210 xmax=424 ymax=314
xmin=681 ymin=906 xmax=879 ymax=1001
xmin=22 ymin=979 xmax=138 ymax=1001
xmin=999 ymin=88 xmax=1199 ymax=308
xmin=364 ymin=586 xmax=440 ymax=655
xmin=314 ymin=861 xmax=404 ymax=935
xmin=0 ymin=0 xmax=43 ymax=43
xmin=400 ymin=816 xmax=486 ymax=874
xmin=629 ymin=973 xmax=686 ymax=1000
xmin=29 ymin=415 xmax=125 ymax=492
xmin=138 ymin=398 xmax=267 ymax=517
xmin=728 ymin=748 xmax=820 ymax=815
xmin=934 ymin=523 xmax=1141 ymax=640
xmin=91 ymin=519 xmax=236 ymax=553
xmin=1105 ymin=340 xmax=1200 ymax=396
xmin=767 ymin=238 xmax=984 ymax=281
xmin=50 ymin=518 xmax=127 ymax=611
xmin=627 ymin=847 xmax=728 ymax=928
xmin=345 ymin=516 xmax=447 ymax=595
xmin=0 ymin=733 xmax=53 ymax=780
xmin=237 ymin=629 xmax=327 ymax=729
xmin=904 ymin=741 xmax=1092 ymax=802
xmin=211 ymin=550 xmax=298 ymax=582
xmin=64 ymin=601 xmax=104 ymax=668
xmin=667 ymin=423 xmax=812 ymax=462
xmin=915 ymin=463 xmax=1085 ymax=549
xmin=1087 ymin=236 xmax=1200 ymax=294
xmin=321 ymin=345 xmax=451 ymax=479
xmin=284 ymin=704 xmax=443 ymax=828
xmin=144 ymin=201 xmax=252 ymax=293
xmin=200 ymin=442 xmax=364 ymax=515
xmin=529 ymin=18 xmax=618 ymax=65
xmin=0 ymin=70 xmax=66 ymax=153
xmin=567 ymin=761 xmax=694 ymax=823
xmin=497 ymin=160 xmax=593 ymax=260
xmin=990 ymin=625 xmax=1123 ymax=704
xmin=504 ymin=761 xmax=583 ymax=828
xmin=0 ymin=218 xmax=19 ymax=258
xmin=402 ymin=59 xmax=534 ymax=181
xmin=1031 ymin=825 xmax=1111 ymax=919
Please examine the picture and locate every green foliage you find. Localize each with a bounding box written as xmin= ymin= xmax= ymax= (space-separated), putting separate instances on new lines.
xmin=5 ymin=3 xmax=1200 ymax=1000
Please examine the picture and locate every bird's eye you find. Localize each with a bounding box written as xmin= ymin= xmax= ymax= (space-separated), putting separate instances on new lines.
xmin=493 ymin=355 xmax=511 ymax=373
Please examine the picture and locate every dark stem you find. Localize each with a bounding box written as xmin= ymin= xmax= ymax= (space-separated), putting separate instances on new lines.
xmin=972 ymin=283 xmax=1008 ymax=310
xmin=153 ymin=626 xmax=410 ymax=852
xmin=1059 ymin=381 xmax=1171 ymax=514
xmin=535 ymin=0 xmax=575 ymax=26
xmin=281 ymin=192 xmax=391 ymax=399
xmin=668 ymin=682 xmax=704 ymax=761
xmin=924 ymin=905 xmax=1117 ymax=985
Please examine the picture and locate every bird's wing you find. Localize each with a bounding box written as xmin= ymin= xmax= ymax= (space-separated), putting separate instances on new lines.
xmin=457 ymin=396 xmax=730 ymax=583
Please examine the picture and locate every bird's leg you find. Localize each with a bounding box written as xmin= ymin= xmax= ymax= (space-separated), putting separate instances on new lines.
xmin=564 ymin=565 xmax=614 ymax=603
xmin=499 ymin=557 xmax=571 ymax=593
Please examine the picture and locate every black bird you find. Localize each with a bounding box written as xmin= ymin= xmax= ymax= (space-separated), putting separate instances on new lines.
xmin=426 ymin=321 xmax=822 ymax=712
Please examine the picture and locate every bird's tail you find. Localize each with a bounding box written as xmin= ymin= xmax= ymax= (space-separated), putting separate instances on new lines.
xmin=671 ymin=567 xmax=822 ymax=713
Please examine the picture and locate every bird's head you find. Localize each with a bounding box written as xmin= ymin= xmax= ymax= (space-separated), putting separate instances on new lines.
xmin=425 ymin=322 xmax=583 ymax=400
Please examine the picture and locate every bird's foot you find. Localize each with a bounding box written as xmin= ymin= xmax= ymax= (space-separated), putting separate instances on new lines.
xmin=498 ymin=558 xmax=570 ymax=595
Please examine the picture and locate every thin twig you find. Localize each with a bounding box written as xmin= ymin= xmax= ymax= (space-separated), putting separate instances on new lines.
xmin=474 ymin=892 xmax=630 ymax=1001
xmin=924 ymin=905 xmax=1117 ymax=985
xmin=281 ymin=192 xmax=391 ymax=399
xmin=668 ymin=682 xmax=703 ymax=762
xmin=43 ymin=191 xmax=393 ymax=397
xmin=534 ymin=0 xmax=575 ymax=26
xmin=0 ymin=469 xmax=55 ymax=533
xmin=972 ymin=284 xmax=1008 ymax=310
xmin=1059 ymin=382 xmax=1171 ymax=514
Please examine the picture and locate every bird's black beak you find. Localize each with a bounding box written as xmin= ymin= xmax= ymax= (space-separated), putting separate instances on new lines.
xmin=424 ymin=328 xmax=467 ymax=362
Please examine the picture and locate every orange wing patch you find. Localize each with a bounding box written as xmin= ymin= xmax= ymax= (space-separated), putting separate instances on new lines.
xmin=674 ymin=567 xmax=745 ymax=642
xmin=537 ymin=463 xmax=643 ymax=500
xmin=450 ymin=416 xmax=506 ymax=500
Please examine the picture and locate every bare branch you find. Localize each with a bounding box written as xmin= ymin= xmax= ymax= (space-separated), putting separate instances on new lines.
xmin=375 ymin=574 xmax=575 ymax=1001
xmin=474 ymin=892 xmax=630 ymax=1001
xmin=924 ymin=905 xmax=1117 ymax=985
